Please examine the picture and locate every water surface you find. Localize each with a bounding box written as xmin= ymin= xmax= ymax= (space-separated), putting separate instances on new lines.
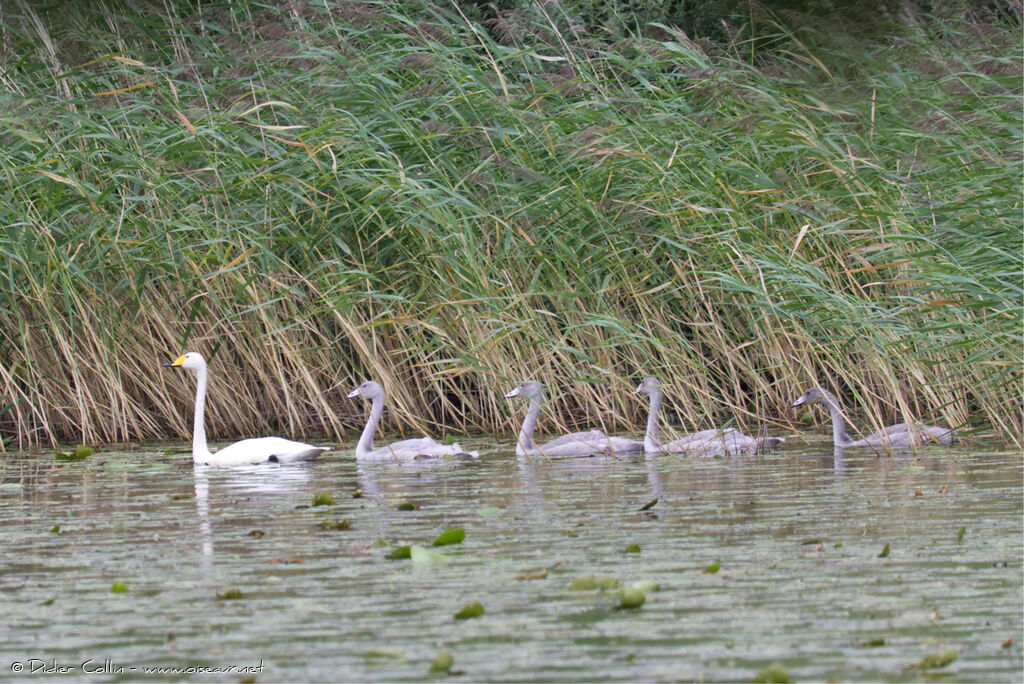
xmin=1 ymin=439 xmax=1020 ymax=682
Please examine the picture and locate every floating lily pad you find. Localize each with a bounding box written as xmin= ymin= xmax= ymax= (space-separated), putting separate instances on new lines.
xmin=49 ymin=525 xmax=60 ymax=534
xmin=387 ymin=545 xmax=412 ymax=560
xmin=957 ymin=526 xmax=966 ymax=542
xmin=703 ymin=561 xmax=721 ymax=574
xmin=878 ymin=543 xmax=891 ymax=558
xmin=631 ymin=580 xmax=660 ymax=593
xmin=433 ymin=528 xmax=465 ymax=546
xmin=616 ymin=586 xmax=645 ymax=609
xmin=317 ymin=518 xmax=351 ymax=531
xmin=410 ymin=545 xmax=449 ymax=564
xmin=623 ymin=543 xmax=641 ymax=554
xmin=216 ymin=588 xmax=243 ymax=600
xmin=110 ymin=580 xmax=128 ymax=594
xmin=396 ymin=501 xmax=419 ymax=511
xmin=312 ymin=492 xmax=336 ymax=506
xmin=516 ymin=568 xmax=548 ymax=580
xmin=568 ymin=575 xmax=619 ymax=591
xmin=905 ymin=649 xmax=957 ymax=670
xmin=56 ymin=444 xmax=93 ymax=461
xmin=454 ymin=601 xmax=484 ymax=620
xmin=429 ymin=651 xmax=454 ymax=672
xmin=753 ymin=662 xmax=790 ymax=683
xmin=364 ymin=649 xmax=404 ymax=660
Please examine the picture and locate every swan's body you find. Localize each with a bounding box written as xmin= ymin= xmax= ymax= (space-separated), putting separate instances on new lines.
xmin=791 ymin=386 xmax=955 ymax=449
xmin=505 ymin=380 xmax=643 ymax=458
xmin=163 ymin=353 xmax=328 ymax=466
xmin=347 ymin=380 xmax=478 ymax=461
xmin=634 ymin=376 xmax=783 ymax=456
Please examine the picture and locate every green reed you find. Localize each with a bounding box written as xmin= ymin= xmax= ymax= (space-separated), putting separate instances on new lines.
xmin=0 ymin=0 xmax=1019 ymax=449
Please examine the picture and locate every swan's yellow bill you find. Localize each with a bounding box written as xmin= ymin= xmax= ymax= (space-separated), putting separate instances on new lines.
xmin=169 ymin=355 xmax=187 ymax=367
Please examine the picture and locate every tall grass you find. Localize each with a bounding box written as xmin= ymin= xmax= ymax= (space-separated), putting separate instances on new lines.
xmin=0 ymin=0 xmax=1019 ymax=450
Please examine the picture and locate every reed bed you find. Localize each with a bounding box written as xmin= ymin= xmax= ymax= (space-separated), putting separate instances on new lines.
xmin=0 ymin=0 xmax=1020 ymax=450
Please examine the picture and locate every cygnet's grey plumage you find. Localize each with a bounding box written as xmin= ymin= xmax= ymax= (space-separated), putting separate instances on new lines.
xmin=634 ymin=376 xmax=783 ymax=456
xmin=505 ymin=380 xmax=643 ymax=457
xmin=791 ymin=386 xmax=955 ymax=449
xmin=347 ymin=380 xmax=479 ymax=461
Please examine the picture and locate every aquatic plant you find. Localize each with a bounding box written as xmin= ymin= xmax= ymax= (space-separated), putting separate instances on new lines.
xmin=0 ymin=1 xmax=1019 ymax=448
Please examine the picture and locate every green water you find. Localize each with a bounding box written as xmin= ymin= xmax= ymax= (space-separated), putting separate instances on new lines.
xmin=1 ymin=439 xmax=1020 ymax=682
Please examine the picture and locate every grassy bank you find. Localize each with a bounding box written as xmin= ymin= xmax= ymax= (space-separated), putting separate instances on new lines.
xmin=0 ymin=1 xmax=1020 ymax=450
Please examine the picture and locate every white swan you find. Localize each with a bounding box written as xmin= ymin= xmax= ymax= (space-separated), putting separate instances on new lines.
xmin=505 ymin=380 xmax=643 ymax=458
xmin=347 ymin=380 xmax=479 ymax=461
xmin=634 ymin=376 xmax=782 ymax=455
xmin=163 ymin=352 xmax=328 ymax=466
xmin=791 ymin=386 xmax=955 ymax=448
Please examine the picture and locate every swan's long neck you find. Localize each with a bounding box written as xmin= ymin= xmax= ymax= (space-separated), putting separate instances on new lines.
xmin=644 ymin=388 xmax=662 ymax=452
xmin=357 ymin=395 xmax=383 ymax=457
xmin=516 ymin=394 xmax=542 ymax=457
xmin=191 ymin=365 xmax=212 ymax=461
xmin=819 ymin=389 xmax=854 ymax=447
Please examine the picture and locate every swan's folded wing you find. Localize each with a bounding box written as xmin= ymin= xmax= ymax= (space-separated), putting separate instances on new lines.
xmin=205 ymin=437 xmax=327 ymax=466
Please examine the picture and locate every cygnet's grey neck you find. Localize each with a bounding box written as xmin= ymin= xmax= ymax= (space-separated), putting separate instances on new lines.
xmin=357 ymin=395 xmax=384 ymax=456
xmin=644 ymin=386 xmax=662 ymax=452
xmin=516 ymin=394 xmax=543 ymax=456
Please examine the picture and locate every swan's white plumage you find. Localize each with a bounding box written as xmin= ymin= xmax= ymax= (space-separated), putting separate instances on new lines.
xmin=347 ymin=380 xmax=478 ymax=462
xmin=791 ymin=386 xmax=955 ymax=449
xmin=505 ymin=380 xmax=643 ymax=458
xmin=164 ymin=352 xmax=328 ymax=466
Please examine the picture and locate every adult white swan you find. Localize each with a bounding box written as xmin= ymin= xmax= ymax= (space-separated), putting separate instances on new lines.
xmin=505 ymin=380 xmax=643 ymax=458
xmin=347 ymin=380 xmax=479 ymax=461
xmin=791 ymin=386 xmax=955 ymax=448
xmin=163 ymin=352 xmax=328 ymax=466
xmin=634 ymin=376 xmax=782 ymax=455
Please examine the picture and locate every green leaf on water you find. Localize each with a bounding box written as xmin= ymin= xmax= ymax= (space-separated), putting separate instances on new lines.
xmin=623 ymin=543 xmax=641 ymax=554
xmin=865 ymin=637 xmax=886 ymax=647
xmin=110 ymin=580 xmax=128 ymax=594
xmin=616 ymin=586 xmax=645 ymax=609
xmin=56 ymin=444 xmax=93 ymax=461
xmin=429 ymin=651 xmax=454 ymax=672
xmin=703 ymin=561 xmax=721 ymax=574
xmin=638 ymin=497 xmax=659 ymax=511
xmin=49 ymin=525 xmax=60 ymax=534
xmin=364 ymin=649 xmax=404 ymax=660
xmin=410 ymin=545 xmax=449 ymax=564
xmin=311 ymin=492 xmax=336 ymax=506
xmin=396 ymin=501 xmax=419 ymax=511
xmin=834 ymin=541 xmax=843 ymax=548
xmin=453 ymin=601 xmax=484 ymax=620
xmin=905 ymin=649 xmax=957 ymax=670
xmin=216 ymin=588 xmax=243 ymax=600
xmin=878 ymin=543 xmax=891 ymax=558
xmin=386 ymin=545 xmax=411 ymax=559
xmin=752 ymin=662 xmax=790 ymax=683
xmin=957 ymin=526 xmax=966 ymax=542
xmin=433 ymin=528 xmax=465 ymax=546
xmin=801 ymin=538 xmax=822 ymax=545
xmin=316 ymin=518 xmax=350 ymax=531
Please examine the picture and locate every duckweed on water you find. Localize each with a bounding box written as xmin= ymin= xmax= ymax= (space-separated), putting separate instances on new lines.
xmin=216 ymin=588 xmax=243 ymax=601
xmin=623 ymin=543 xmax=641 ymax=554
xmin=906 ymin=649 xmax=958 ymax=670
xmin=752 ymin=662 xmax=790 ymax=683
xmin=109 ymin=580 xmax=128 ymax=594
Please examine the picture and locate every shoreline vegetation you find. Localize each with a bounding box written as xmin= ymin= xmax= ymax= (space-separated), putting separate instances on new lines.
xmin=0 ymin=1 xmax=1020 ymax=450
